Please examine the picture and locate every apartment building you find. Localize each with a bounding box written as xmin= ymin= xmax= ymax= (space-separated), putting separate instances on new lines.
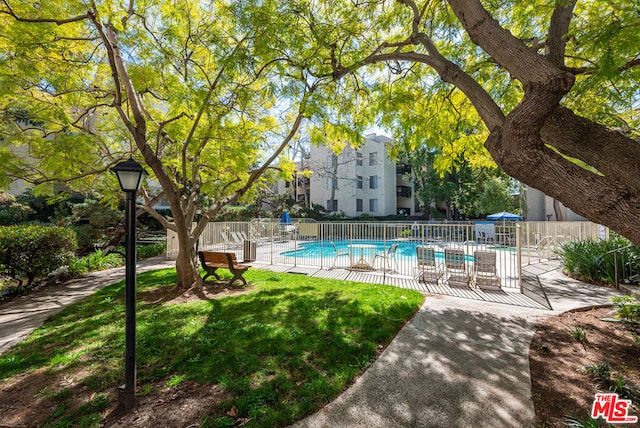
xmin=308 ymin=133 xmax=415 ymax=217
xmin=524 ymin=187 xmax=586 ymax=221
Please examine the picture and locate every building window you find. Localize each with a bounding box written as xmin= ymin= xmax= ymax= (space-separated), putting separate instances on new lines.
xmin=369 ymin=152 xmax=377 ymax=166
xmin=369 ymin=175 xmax=378 ymax=189
xmin=327 ymin=199 xmax=338 ymax=212
xmin=369 ymin=199 xmax=378 ymax=212
xmin=356 ymin=152 xmax=363 ymax=166
xmin=397 ymin=185 xmax=412 ymax=198
xmin=356 ymin=199 xmax=363 ymax=212
xmin=357 ymin=175 xmax=363 ymax=189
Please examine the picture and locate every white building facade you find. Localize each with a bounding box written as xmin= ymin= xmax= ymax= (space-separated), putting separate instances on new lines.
xmin=524 ymin=187 xmax=586 ymax=221
xmin=309 ymin=134 xmax=415 ymax=217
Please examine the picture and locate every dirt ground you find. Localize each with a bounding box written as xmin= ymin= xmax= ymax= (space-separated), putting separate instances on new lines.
xmin=529 ymin=306 xmax=640 ymax=427
xmin=1 ymin=281 xmax=639 ymax=427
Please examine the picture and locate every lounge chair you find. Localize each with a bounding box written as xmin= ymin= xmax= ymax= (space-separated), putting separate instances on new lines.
xmin=231 ymin=231 xmax=244 ymax=244
xmin=220 ymin=231 xmax=242 ymax=249
xmin=472 ymin=251 xmax=501 ymax=291
xmin=443 ymin=248 xmax=470 ymax=287
xmin=279 ymin=223 xmax=298 ymax=241
xmin=414 ymin=246 xmax=442 ymax=284
xmin=373 ymin=243 xmax=399 ymax=272
xmin=330 ymin=242 xmax=350 ymax=269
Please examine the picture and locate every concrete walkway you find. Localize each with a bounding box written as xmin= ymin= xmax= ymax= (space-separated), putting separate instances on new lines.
xmin=0 ymin=256 xmax=175 ymax=355
xmin=0 ymin=259 xmax=628 ymax=427
xmin=292 ymin=262 xmax=628 ymax=427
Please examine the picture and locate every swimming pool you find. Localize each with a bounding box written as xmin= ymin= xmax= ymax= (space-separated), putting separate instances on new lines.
xmin=280 ymin=240 xmax=475 ymax=260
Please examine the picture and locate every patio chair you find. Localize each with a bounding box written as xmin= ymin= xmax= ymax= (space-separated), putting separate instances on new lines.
xmin=220 ymin=231 xmax=241 ymax=249
xmin=414 ymin=246 xmax=442 ymax=284
xmin=472 ymin=251 xmax=501 ymax=291
xmin=231 ymin=231 xmax=244 ymax=244
xmin=373 ymin=243 xmax=399 ymax=272
xmin=278 ymin=224 xmax=298 ymax=241
xmin=330 ymin=241 xmax=350 ymax=269
xmin=443 ymin=248 xmax=470 ymax=288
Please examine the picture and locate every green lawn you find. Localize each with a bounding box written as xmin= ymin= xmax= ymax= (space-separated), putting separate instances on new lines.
xmin=0 ymin=268 xmax=424 ymax=427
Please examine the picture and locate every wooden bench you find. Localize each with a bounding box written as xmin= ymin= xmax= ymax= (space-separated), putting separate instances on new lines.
xmin=198 ymin=251 xmax=250 ymax=286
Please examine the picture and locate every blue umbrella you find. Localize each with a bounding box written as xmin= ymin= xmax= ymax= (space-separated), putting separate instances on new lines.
xmin=280 ymin=210 xmax=292 ymax=224
xmin=486 ymin=211 xmax=522 ymax=221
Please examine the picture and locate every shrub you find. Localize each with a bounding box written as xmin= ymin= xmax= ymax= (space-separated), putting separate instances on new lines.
xmin=557 ymin=240 xmax=604 ymax=282
xmin=67 ymin=251 xmax=124 ymax=277
xmin=558 ymin=235 xmax=639 ymax=285
xmin=0 ymin=192 xmax=34 ymax=225
xmin=66 ymin=243 xmax=165 ymax=277
xmin=611 ymin=295 xmax=640 ymax=323
xmin=136 ymin=243 xmax=166 ymax=260
xmin=0 ymin=225 xmax=77 ymax=286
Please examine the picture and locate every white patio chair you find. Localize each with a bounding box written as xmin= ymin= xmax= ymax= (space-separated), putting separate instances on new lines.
xmin=472 ymin=251 xmax=501 ymax=291
xmin=414 ymin=246 xmax=442 ymax=284
xmin=443 ymin=248 xmax=471 ymax=288
xmin=373 ymin=243 xmax=399 ymax=272
xmin=330 ymin=242 xmax=350 ymax=269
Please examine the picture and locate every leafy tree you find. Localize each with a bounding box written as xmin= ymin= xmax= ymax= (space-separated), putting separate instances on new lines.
xmin=473 ymin=175 xmax=521 ymax=218
xmin=0 ymin=192 xmax=33 ymax=225
xmin=2 ymin=0 xmax=640 ymax=293
xmin=286 ymin=0 xmax=640 ymax=242
xmin=405 ymin=146 xmax=518 ymax=220
xmin=0 ymin=1 xmax=324 ymax=288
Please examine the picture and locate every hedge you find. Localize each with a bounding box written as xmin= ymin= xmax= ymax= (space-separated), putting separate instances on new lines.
xmin=0 ymin=225 xmax=77 ymax=286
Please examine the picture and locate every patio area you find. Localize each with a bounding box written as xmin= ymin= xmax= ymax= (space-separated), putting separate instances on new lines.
xmin=244 ymin=259 xmax=552 ymax=310
xmin=168 ymin=220 xmax=604 ymax=308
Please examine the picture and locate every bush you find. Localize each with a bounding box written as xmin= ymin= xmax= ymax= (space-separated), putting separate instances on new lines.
xmin=67 ymin=250 xmax=124 ymax=277
xmin=66 ymin=243 xmax=166 ymax=277
xmin=136 ymin=243 xmax=166 ymax=260
xmin=611 ymin=295 xmax=640 ymax=323
xmin=0 ymin=225 xmax=77 ymax=286
xmin=558 ymin=235 xmax=639 ymax=285
xmin=0 ymin=192 xmax=34 ymax=225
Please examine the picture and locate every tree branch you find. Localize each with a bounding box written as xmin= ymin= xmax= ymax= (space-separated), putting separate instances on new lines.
xmin=546 ymin=0 xmax=576 ymax=67
xmin=0 ymin=0 xmax=91 ymax=25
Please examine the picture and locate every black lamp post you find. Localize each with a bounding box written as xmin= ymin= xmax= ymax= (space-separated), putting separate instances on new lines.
xmin=111 ymin=157 xmax=147 ymax=410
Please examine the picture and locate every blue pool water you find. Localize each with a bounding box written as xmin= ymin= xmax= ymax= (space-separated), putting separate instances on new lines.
xmin=280 ymin=240 xmax=474 ymax=260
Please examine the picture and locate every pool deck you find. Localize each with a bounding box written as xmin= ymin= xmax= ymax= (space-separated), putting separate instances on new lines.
xmin=247 ymin=260 xmax=552 ymax=310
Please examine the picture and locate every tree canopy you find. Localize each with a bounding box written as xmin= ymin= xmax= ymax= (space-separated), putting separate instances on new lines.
xmin=1 ymin=0 xmax=639 ymax=287
xmin=294 ymin=0 xmax=640 ymax=242
xmin=0 ymin=0 xmax=326 ymax=287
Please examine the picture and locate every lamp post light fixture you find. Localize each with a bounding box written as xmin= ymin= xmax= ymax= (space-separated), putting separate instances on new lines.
xmin=111 ymin=157 xmax=148 ymax=410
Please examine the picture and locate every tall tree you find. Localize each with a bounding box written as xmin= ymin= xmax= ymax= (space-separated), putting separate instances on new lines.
xmin=291 ymin=0 xmax=640 ymax=243
xmin=0 ymin=1 xmax=323 ymax=288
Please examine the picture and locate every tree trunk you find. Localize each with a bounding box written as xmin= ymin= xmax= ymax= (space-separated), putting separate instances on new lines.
xmin=444 ymin=0 xmax=640 ymax=244
xmin=173 ymin=226 xmax=201 ymax=289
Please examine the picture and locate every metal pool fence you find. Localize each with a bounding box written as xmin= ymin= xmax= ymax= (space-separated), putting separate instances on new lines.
xmin=167 ymin=220 xmax=607 ymax=293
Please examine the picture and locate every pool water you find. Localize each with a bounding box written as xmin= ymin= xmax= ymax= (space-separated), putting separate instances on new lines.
xmin=280 ymin=240 xmax=475 ymax=260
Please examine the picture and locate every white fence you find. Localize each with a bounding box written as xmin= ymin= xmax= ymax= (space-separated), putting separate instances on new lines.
xmin=167 ymin=220 xmax=607 ymax=293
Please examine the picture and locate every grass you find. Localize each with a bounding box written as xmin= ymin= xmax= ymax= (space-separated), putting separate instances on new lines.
xmin=0 ymin=268 xmax=424 ymax=427
xmin=570 ymin=325 xmax=588 ymax=343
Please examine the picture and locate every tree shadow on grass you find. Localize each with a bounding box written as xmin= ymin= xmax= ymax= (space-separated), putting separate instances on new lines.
xmin=0 ymin=268 xmax=423 ymax=427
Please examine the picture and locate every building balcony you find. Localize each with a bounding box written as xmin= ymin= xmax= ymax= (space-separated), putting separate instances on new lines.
xmin=396 ymin=185 xmax=412 ymax=198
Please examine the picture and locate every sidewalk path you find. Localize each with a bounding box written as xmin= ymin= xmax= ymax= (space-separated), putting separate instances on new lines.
xmin=0 ymin=256 xmax=175 ymax=355
xmin=292 ymin=261 xmax=628 ymax=428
